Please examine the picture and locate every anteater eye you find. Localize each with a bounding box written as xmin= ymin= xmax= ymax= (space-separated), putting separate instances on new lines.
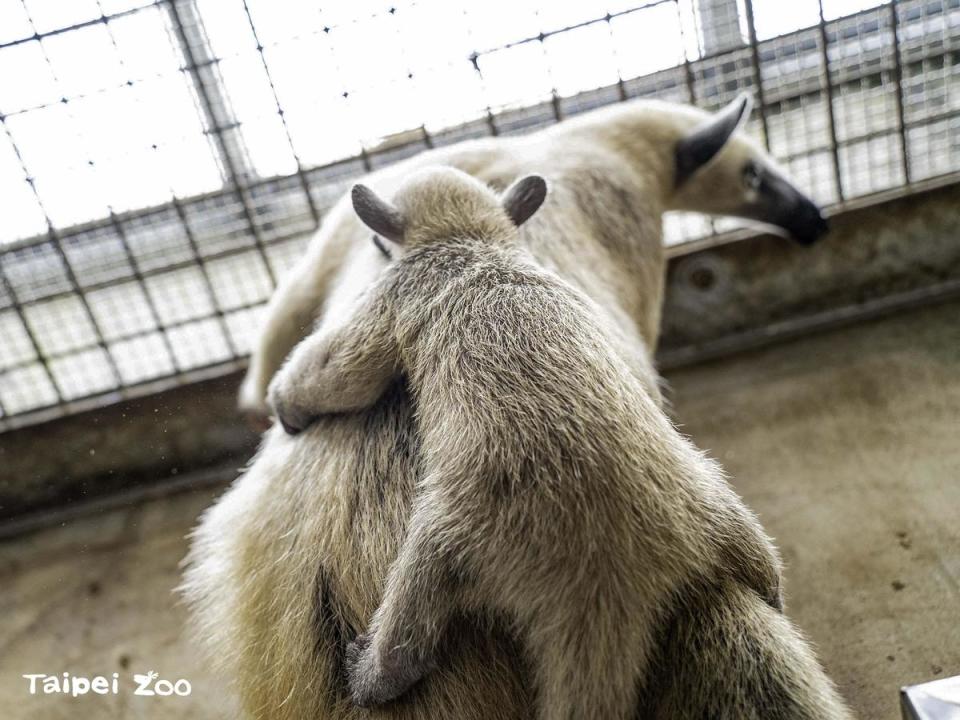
xmin=371 ymin=234 xmax=392 ymax=260
xmin=743 ymin=162 xmax=762 ymax=192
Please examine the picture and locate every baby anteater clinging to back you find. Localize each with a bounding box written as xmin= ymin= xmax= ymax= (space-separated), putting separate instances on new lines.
xmin=268 ymin=166 xmax=784 ymax=719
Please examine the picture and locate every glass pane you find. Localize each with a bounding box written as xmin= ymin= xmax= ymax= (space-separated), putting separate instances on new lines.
xmin=0 ymin=40 xmax=60 ymax=114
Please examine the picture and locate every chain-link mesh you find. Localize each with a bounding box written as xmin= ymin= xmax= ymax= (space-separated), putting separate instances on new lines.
xmin=1 ymin=0 xmax=957 ymax=428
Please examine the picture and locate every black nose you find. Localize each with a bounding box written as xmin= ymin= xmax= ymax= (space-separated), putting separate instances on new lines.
xmin=787 ymin=199 xmax=829 ymax=246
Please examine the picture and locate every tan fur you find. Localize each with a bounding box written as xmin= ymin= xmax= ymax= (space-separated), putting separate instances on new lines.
xmin=236 ymin=99 xmax=783 ymax=415
xmin=267 ymin=167 xmax=785 ymax=718
xmin=181 ymin=97 xmax=850 ymax=719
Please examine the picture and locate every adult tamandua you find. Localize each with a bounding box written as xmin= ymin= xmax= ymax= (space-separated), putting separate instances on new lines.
xmin=182 ymin=93 xmax=845 ymax=720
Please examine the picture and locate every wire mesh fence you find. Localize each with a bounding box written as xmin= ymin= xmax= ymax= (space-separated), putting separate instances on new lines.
xmin=1 ymin=0 xmax=959 ymax=428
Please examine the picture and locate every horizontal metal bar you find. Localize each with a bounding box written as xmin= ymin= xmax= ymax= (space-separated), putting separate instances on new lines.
xmin=665 ymin=168 xmax=960 ymax=258
xmin=168 ymin=194 xmax=241 ymax=358
xmin=1 ymin=0 xmax=916 ymax=123
xmin=470 ymin=0 xmax=674 ymax=58
xmin=0 ymin=355 xmax=247 ymax=434
xmin=775 ymin=105 xmax=960 ymax=164
xmin=8 ymin=173 xmax=960 ymax=433
xmin=1 ymin=177 xmax=324 ymax=257
xmin=1 ymin=57 xmax=228 ymax=120
xmin=0 ymin=0 xmax=402 ymax=55
xmin=9 ymin=165 xmax=960 ymax=395
xmin=0 ymin=226 xmax=308 ymax=311
xmin=0 ymin=261 xmax=65 ymax=401
xmin=19 ymin=261 xmax=960 ymax=434
xmin=7 ymin=38 xmax=959 ymax=260
xmin=0 ymin=2 xmax=940 ymax=137
xmin=0 ymin=459 xmax=237 ymax=541
xmin=0 ymin=1 xmax=163 ymax=51
xmin=3 ymin=0 xmax=960 ymax=431
xmin=0 ymin=5 xmax=125 ymax=386
xmin=658 ymin=277 xmax=960 ymax=371
xmin=5 ymin=90 xmax=958 ymax=277
xmin=2 ymin=296 xmax=266 ymax=374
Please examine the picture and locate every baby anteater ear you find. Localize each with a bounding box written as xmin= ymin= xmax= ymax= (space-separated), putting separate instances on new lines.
xmin=502 ymin=175 xmax=548 ymax=227
xmin=351 ymin=184 xmax=406 ymax=243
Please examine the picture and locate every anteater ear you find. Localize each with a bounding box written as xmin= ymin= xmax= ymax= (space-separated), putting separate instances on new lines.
xmin=502 ymin=175 xmax=548 ymax=227
xmin=675 ymin=92 xmax=754 ymax=187
xmin=351 ymin=184 xmax=405 ymax=243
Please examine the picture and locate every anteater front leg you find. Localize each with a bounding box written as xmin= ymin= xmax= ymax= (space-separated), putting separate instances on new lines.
xmin=268 ymin=291 xmax=398 ymax=434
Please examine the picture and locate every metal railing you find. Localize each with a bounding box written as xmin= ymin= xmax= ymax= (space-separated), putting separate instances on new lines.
xmin=2 ymin=0 xmax=959 ymax=429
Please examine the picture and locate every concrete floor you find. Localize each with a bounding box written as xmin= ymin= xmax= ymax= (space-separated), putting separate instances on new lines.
xmin=0 ymin=486 xmax=235 ymax=720
xmin=2 ymin=298 xmax=958 ymax=719
xmin=667 ymin=298 xmax=960 ymax=720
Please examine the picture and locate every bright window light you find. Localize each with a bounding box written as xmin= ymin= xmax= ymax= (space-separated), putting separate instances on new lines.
xmin=0 ymin=0 xmax=891 ymax=246
xmin=6 ymin=0 xmax=960 ymax=422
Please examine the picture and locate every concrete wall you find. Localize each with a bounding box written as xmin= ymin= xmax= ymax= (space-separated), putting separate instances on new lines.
xmin=5 ymin=179 xmax=960 ymax=526
xmin=1 ymin=297 xmax=957 ymax=719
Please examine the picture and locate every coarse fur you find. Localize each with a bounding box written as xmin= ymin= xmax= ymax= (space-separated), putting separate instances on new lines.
xmin=268 ymin=167 xmax=786 ymax=718
xmin=181 ymin=95 xmax=849 ymax=719
xmin=234 ymin=94 xmax=826 ymax=418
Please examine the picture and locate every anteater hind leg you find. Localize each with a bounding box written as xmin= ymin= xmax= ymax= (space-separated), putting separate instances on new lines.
xmin=637 ymin=580 xmax=853 ymax=720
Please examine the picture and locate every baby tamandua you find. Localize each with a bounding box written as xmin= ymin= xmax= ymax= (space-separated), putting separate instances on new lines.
xmin=268 ymin=166 xmax=782 ymax=718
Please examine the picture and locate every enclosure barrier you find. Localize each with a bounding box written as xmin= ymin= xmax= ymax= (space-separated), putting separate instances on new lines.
xmin=1 ymin=0 xmax=959 ymax=429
